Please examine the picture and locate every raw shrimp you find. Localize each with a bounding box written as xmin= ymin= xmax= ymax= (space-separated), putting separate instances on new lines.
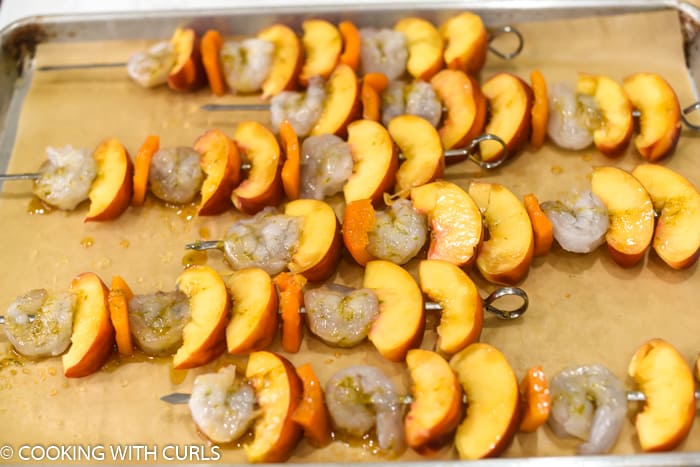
xmin=128 ymin=291 xmax=189 ymax=356
xmin=404 ymin=81 xmax=442 ymax=128
xmin=3 ymin=289 xmax=74 ymax=358
xmin=367 ymin=199 xmax=428 ymax=265
xmin=127 ymin=41 xmax=176 ymax=88
xmin=304 ymin=285 xmax=379 ymax=347
xmin=547 ymin=82 xmax=600 ymax=150
xmin=148 ymin=147 xmax=204 ymax=204
xmin=189 ymin=366 xmax=257 ymax=443
xmin=381 ymin=81 xmax=441 ymax=128
xmin=220 ymin=38 xmax=274 ymax=94
xmin=541 ymin=191 xmax=609 ymax=254
xmin=222 ymin=207 xmax=302 ymax=275
xmin=33 ymin=145 xmax=96 ymax=210
xmin=381 ymin=81 xmax=405 ymax=127
xmin=548 ymin=364 xmax=627 ymax=455
xmin=300 ymin=134 xmax=354 ymax=200
xmin=360 ymin=28 xmax=408 ymax=80
xmin=270 ymin=76 xmax=326 ymax=137
xmin=325 ymin=366 xmax=406 ymax=454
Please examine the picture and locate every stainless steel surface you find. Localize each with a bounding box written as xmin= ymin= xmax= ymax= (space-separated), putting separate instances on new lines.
xmin=0 ymin=1 xmax=699 ymax=465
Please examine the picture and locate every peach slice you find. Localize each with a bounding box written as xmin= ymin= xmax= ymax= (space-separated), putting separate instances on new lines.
xmin=364 ymin=260 xmax=424 ymax=362
xmin=449 ymin=342 xmax=519 ymax=460
xmin=343 ymin=119 xmax=399 ymax=204
xmin=479 ymin=73 xmax=534 ymax=162
xmin=628 ymin=338 xmax=696 ymax=452
xmin=167 ymin=27 xmax=205 ymax=92
xmin=430 ymin=69 xmax=487 ymax=150
xmin=577 ymin=74 xmax=633 ymax=156
xmin=623 ymin=73 xmax=682 ymax=161
xmin=388 ymin=114 xmax=445 ymax=193
xmin=590 ymin=166 xmax=654 ymax=267
xmin=173 ymin=265 xmax=229 ymax=369
xmin=631 ymin=164 xmax=700 ymax=269
xmin=225 ymin=267 xmax=278 ymax=355
xmin=310 ymin=63 xmax=361 ymax=137
xmin=468 ymin=182 xmax=534 ymax=285
xmin=284 ymin=199 xmax=342 ymax=282
xmin=299 ymin=19 xmax=342 ymax=85
xmin=405 ymin=349 xmax=462 ymax=453
xmin=258 ymin=24 xmax=304 ymax=99
xmin=394 ymin=17 xmax=444 ymax=80
xmin=342 ymin=198 xmax=376 ymax=266
xmin=62 ymin=272 xmax=114 ymax=378
xmin=194 ymin=129 xmax=241 ymax=216
xmin=244 ymin=351 xmax=303 ymax=462
xmin=410 ymin=180 xmax=483 ymax=267
xmin=232 ymin=121 xmax=283 ymax=215
xmin=85 ymin=138 xmax=133 ymax=222
xmin=419 ymin=259 xmax=483 ymax=355
xmin=439 ymin=12 xmax=487 ymax=75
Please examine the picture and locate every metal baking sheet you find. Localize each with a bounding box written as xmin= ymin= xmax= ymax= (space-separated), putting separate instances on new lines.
xmin=0 ymin=1 xmax=699 ymax=465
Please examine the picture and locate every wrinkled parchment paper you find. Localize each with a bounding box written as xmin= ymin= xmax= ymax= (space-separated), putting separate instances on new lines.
xmin=0 ymin=9 xmax=698 ymax=463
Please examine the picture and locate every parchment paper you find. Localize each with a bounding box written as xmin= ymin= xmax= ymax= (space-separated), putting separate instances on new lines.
xmin=0 ymin=9 xmax=699 ymax=463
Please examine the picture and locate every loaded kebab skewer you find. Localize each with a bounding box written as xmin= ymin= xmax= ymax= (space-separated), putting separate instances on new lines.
xmin=162 ymin=339 xmax=700 ymax=461
xmin=0 ymin=263 xmax=527 ymax=366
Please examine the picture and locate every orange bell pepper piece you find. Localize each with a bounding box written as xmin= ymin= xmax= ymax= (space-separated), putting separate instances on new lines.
xmin=280 ymin=120 xmax=300 ymax=201
xmin=273 ymin=272 xmax=307 ymax=353
xmin=339 ymin=21 xmax=361 ymax=71
xmin=200 ymin=29 xmax=227 ymax=96
xmin=131 ymin=135 xmax=159 ymax=206
xmin=530 ymin=70 xmax=549 ymax=149
xmin=108 ymin=275 xmax=134 ymax=356
xmin=342 ymin=198 xmax=376 ymax=266
xmin=519 ymin=365 xmax=551 ymax=432
xmin=292 ymin=363 xmax=331 ymax=446
xmin=524 ymin=193 xmax=553 ymax=257
xmin=360 ymin=73 xmax=389 ymax=122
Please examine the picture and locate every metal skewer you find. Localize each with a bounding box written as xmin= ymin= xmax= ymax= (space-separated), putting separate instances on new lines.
xmin=0 ymin=173 xmax=41 ymax=181
xmin=160 ymin=389 xmax=700 ymax=406
xmin=37 ymin=62 xmax=127 ymax=72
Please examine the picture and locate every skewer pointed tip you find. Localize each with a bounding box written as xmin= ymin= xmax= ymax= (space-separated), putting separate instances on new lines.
xmin=160 ymin=392 xmax=191 ymax=405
